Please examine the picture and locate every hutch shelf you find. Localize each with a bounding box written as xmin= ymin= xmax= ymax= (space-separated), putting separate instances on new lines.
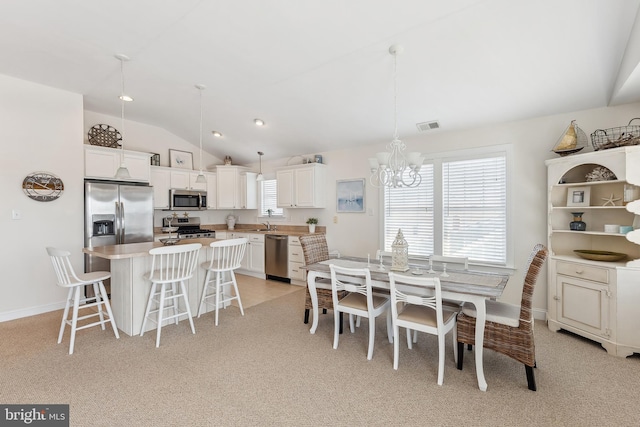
xmin=546 ymin=146 xmax=640 ymax=357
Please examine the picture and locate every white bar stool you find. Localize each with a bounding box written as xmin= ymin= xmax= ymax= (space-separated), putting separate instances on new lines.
xmin=140 ymin=243 xmax=202 ymax=347
xmin=197 ymin=238 xmax=247 ymax=326
xmin=46 ymin=247 xmax=120 ymax=355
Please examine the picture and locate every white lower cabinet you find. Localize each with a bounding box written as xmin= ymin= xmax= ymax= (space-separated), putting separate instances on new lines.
xmin=551 ymin=260 xmax=613 ymax=345
xmin=288 ymin=236 xmax=306 ymax=285
xmin=228 ymin=232 xmax=265 ymax=279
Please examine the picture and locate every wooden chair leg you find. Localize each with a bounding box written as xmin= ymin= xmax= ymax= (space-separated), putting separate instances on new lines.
xmin=304 ymin=308 xmax=310 ymax=324
xmin=322 ymin=308 xmax=328 ymax=314
xmin=467 ymin=344 xmax=472 ymax=351
xmin=456 ymin=341 xmax=464 ymax=370
xmin=339 ymin=312 xmax=343 ymax=334
xmin=525 ymin=365 xmax=537 ymax=391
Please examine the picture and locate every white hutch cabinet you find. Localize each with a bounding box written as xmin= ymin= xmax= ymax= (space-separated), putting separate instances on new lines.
xmin=546 ymin=146 xmax=640 ymax=357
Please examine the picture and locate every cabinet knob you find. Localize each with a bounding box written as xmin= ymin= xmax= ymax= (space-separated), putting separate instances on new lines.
xmin=575 ymin=269 xmax=584 ymax=274
xmin=553 ymin=295 xmax=560 ymax=301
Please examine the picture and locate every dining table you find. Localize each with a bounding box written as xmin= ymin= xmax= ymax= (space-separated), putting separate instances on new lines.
xmin=303 ymin=256 xmax=511 ymax=391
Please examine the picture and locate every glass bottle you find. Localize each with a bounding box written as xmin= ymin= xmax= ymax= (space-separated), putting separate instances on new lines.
xmin=570 ymin=212 xmax=586 ymax=231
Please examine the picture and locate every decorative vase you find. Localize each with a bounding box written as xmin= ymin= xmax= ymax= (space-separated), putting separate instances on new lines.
xmin=570 ymin=212 xmax=586 ymax=231
xmin=308 ymin=224 xmax=316 ymax=233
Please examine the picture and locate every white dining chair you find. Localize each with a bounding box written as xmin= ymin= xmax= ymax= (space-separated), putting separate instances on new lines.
xmin=140 ymin=243 xmax=201 ymax=347
xmin=197 ymin=238 xmax=247 ymax=326
xmin=46 ymin=247 xmax=120 ymax=354
xmin=329 ymin=264 xmax=392 ymax=360
xmin=388 ymin=272 xmax=458 ymax=385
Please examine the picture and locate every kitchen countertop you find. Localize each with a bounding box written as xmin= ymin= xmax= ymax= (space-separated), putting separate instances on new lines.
xmin=83 ymin=238 xmax=219 ymax=259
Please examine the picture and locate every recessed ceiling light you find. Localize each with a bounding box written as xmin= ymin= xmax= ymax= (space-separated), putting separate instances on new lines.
xmin=118 ymin=95 xmax=134 ymax=102
xmin=211 ymin=131 xmax=222 ymax=137
xmin=254 ymin=118 xmax=265 ymax=126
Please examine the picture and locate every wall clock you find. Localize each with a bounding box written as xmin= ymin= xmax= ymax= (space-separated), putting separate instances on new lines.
xmin=22 ymin=172 xmax=64 ymax=202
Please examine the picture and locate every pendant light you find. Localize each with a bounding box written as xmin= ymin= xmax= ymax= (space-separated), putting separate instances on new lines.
xmin=368 ymin=45 xmax=423 ymax=188
xmin=195 ymin=84 xmax=207 ymax=184
xmin=115 ymin=54 xmax=131 ymax=179
xmin=256 ymin=151 xmax=264 ymax=181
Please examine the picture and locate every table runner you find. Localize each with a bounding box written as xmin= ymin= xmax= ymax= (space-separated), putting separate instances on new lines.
xmin=319 ymin=259 xmax=504 ymax=288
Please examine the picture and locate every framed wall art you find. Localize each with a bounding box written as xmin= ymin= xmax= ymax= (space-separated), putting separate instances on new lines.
xmin=169 ymin=149 xmax=193 ymax=169
xmin=336 ymin=179 xmax=365 ymax=213
xmin=566 ymin=186 xmax=591 ymax=207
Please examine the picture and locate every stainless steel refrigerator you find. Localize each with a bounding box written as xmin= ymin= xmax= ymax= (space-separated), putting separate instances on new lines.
xmin=84 ymin=181 xmax=154 ymax=294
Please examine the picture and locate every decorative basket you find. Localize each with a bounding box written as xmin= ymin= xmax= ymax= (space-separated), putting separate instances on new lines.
xmin=88 ymin=124 xmax=122 ymax=148
xmin=590 ymin=118 xmax=640 ymax=151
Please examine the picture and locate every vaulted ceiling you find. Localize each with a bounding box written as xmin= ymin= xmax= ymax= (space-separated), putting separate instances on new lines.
xmin=1 ymin=0 xmax=639 ymax=164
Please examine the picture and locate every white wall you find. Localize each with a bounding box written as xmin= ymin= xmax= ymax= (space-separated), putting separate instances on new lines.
xmin=258 ymin=102 xmax=640 ymax=316
xmin=84 ymin=110 xmax=223 ymax=170
xmin=0 ymin=75 xmax=84 ymax=320
xmin=2 ymin=72 xmax=639 ymax=321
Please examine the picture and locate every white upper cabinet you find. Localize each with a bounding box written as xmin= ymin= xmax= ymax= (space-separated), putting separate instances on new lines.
xmin=276 ymin=163 xmax=327 ymax=208
xmin=216 ymin=166 xmax=257 ymax=209
xmin=150 ymin=166 xmax=215 ymax=210
xmin=150 ymin=167 xmax=171 ymax=209
xmin=84 ymin=145 xmax=151 ymax=182
xmin=168 ymin=170 xmax=207 ymax=191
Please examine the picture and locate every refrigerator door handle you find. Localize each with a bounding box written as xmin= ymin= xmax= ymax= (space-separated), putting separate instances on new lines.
xmin=120 ymin=202 xmax=125 ymax=243
xmin=115 ymin=201 xmax=121 ymax=244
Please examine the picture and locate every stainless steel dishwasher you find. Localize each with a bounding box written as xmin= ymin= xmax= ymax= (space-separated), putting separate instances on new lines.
xmin=265 ymin=234 xmax=289 ymax=282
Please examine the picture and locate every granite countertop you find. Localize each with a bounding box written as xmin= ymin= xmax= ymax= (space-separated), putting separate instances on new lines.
xmin=83 ymin=238 xmax=219 ymax=259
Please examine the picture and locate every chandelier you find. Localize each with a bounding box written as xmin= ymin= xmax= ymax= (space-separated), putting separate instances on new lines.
xmin=369 ymin=45 xmax=423 ymax=188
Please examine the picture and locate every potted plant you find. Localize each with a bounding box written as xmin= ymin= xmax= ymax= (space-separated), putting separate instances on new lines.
xmin=306 ymin=217 xmax=318 ymax=233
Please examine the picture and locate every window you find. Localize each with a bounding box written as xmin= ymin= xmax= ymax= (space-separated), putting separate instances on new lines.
xmin=259 ymin=179 xmax=283 ymax=217
xmin=383 ymin=148 xmax=508 ymax=265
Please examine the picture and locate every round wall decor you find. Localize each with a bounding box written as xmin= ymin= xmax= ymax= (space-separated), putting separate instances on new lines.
xmin=22 ymin=172 xmax=64 ymax=202
xmin=88 ymin=124 xmax=122 ymax=148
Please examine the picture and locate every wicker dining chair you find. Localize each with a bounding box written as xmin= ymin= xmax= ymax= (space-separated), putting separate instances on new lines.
xmin=455 ymin=243 xmax=548 ymax=391
xmin=299 ymin=234 xmax=346 ymax=331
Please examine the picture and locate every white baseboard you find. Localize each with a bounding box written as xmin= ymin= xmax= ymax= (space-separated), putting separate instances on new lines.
xmin=0 ymin=301 xmax=66 ymax=323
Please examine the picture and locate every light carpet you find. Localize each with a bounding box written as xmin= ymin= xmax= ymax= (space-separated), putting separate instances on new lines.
xmin=1 ymin=288 xmax=639 ymax=426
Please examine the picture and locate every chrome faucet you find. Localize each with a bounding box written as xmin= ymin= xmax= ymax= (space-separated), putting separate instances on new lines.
xmin=262 ymin=222 xmax=271 ymax=231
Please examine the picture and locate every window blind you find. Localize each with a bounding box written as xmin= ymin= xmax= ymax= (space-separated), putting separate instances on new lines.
xmin=383 ymin=152 xmax=507 ymax=264
xmin=384 ymin=164 xmax=434 ymax=256
xmin=442 ymin=155 xmax=506 ymax=264
xmin=260 ymin=179 xmax=283 ymax=217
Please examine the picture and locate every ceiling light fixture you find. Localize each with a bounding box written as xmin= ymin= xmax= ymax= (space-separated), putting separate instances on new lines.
xmin=195 ymin=84 xmax=207 ymax=184
xmin=254 ymin=118 xmax=265 ymax=126
xmin=211 ymin=131 xmax=222 ymax=138
xmin=256 ymin=151 xmax=264 ymax=181
xmin=115 ymin=53 xmax=131 ymax=179
xmin=368 ymin=45 xmax=423 ymax=188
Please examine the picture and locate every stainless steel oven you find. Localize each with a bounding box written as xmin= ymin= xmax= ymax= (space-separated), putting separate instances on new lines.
xmin=169 ymin=188 xmax=207 ymax=210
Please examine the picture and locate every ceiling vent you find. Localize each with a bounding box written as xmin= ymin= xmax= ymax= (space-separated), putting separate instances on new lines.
xmin=416 ymin=120 xmax=440 ymax=132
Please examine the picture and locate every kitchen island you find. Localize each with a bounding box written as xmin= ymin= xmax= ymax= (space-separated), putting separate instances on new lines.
xmin=83 ymin=238 xmax=218 ymax=336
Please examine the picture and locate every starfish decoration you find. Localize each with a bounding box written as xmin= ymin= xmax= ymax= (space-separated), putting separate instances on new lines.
xmin=602 ymin=193 xmax=621 ymax=206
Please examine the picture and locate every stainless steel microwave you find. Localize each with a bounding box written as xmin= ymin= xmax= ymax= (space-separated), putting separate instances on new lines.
xmin=169 ymin=189 xmax=207 ymax=210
